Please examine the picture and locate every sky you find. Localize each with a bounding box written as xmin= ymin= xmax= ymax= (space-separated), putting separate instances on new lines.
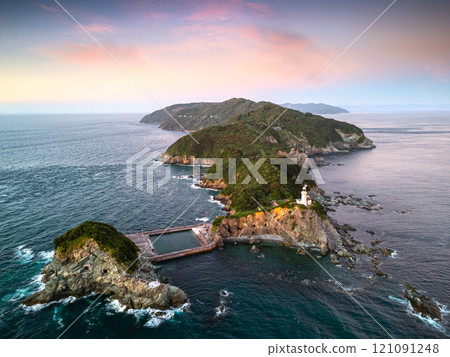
xmin=1 ymin=0 xmax=449 ymax=113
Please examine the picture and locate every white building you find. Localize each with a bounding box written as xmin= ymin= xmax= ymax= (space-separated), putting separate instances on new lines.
xmin=296 ymin=184 xmax=312 ymax=206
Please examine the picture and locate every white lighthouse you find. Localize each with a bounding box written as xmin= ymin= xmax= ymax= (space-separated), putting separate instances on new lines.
xmin=296 ymin=184 xmax=312 ymax=206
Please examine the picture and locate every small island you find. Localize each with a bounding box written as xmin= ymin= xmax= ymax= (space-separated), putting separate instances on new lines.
xmin=23 ymin=221 xmax=187 ymax=310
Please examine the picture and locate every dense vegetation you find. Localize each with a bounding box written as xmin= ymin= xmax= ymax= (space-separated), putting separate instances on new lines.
xmin=166 ymin=103 xmax=365 ymax=159
xmin=204 ymin=146 xmax=319 ymax=213
xmin=163 ymin=102 xmax=366 ymax=223
xmin=140 ymin=102 xmax=214 ymax=125
xmin=54 ymin=221 xmax=140 ymax=273
xmin=141 ymin=98 xmax=268 ymax=131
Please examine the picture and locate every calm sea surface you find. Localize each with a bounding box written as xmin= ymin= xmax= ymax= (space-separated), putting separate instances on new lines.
xmin=0 ymin=112 xmax=448 ymax=338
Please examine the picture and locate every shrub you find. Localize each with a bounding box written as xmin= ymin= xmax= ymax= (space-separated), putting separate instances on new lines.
xmin=54 ymin=221 xmax=139 ymax=273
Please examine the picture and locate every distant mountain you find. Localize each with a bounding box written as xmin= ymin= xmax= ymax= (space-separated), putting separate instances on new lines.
xmin=340 ymin=104 xmax=450 ymax=112
xmin=140 ymin=98 xmax=268 ymax=131
xmin=281 ymin=103 xmax=349 ymax=114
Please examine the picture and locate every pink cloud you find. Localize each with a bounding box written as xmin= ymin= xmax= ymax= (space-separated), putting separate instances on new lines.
xmin=37 ymin=3 xmax=61 ymax=14
xmin=426 ymin=60 xmax=450 ymax=83
xmin=84 ymin=23 xmax=116 ymax=34
xmin=184 ymin=0 xmax=272 ymax=22
xmin=240 ymin=26 xmax=310 ymax=51
xmin=34 ymin=41 xmax=147 ymax=66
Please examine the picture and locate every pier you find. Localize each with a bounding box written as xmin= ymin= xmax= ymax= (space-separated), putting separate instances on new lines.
xmin=125 ymin=223 xmax=216 ymax=263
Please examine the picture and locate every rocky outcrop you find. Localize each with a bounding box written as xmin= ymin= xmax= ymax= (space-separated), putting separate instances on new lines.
xmin=403 ymin=283 xmax=442 ymax=320
xmin=160 ymin=153 xmax=214 ymax=166
xmin=212 ymin=206 xmax=341 ymax=254
xmin=23 ymin=240 xmax=187 ymax=310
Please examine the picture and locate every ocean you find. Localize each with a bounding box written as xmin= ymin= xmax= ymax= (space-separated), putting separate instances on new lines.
xmin=0 ymin=112 xmax=448 ymax=338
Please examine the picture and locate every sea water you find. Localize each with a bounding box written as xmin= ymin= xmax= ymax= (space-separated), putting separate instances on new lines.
xmin=0 ymin=112 xmax=448 ymax=338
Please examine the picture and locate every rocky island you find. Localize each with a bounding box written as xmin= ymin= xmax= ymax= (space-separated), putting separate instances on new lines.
xmin=23 ymin=221 xmax=187 ymax=310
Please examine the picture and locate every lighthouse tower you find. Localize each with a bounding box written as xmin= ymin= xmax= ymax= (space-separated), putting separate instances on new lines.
xmin=296 ymin=184 xmax=311 ymax=206
xmin=301 ymin=184 xmax=308 ymax=206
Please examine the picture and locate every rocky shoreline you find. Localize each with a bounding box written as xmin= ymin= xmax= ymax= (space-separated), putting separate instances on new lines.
xmin=23 ymin=226 xmax=187 ymax=311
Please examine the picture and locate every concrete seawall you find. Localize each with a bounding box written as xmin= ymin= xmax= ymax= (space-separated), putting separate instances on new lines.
xmin=125 ymin=223 xmax=215 ymax=263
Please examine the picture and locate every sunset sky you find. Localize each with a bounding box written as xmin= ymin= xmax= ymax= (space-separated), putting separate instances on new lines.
xmin=1 ymin=0 xmax=449 ymax=113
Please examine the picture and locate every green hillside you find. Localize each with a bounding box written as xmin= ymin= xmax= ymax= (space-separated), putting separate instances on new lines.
xmin=140 ymin=102 xmax=213 ymax=125
xmin=140 ymin=98 xmax=267 ymax=131
xmin=165 ymin=103 xmax=368 ymax=159
xmin=54 ymin=221 xmax=140 ymax=272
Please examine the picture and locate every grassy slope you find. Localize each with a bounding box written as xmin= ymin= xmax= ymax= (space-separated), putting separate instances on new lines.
xmin=54 ymin=221 xmax=139 ymax=273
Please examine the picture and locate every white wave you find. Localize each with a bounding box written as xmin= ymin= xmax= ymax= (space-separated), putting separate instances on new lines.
xmin=38 ymin=250 xmax=54 ymax=263
xmin=219 ymin=289 xmax=232 ymax=298
xmin=106 ymin=299 xmax=126 ymax=313
xmin=15 ymin=245 xmax=34 ymax=264
xmin=215 ymin=305 xmax=228 ymax=317
xmin=389 ymin=295 xmax=447 ymax=334
xmin=22 ymin=296 xmax=76 ymax=313
xmin=30 ymin=274 xmax=45 ymax=292
xmin=5 ymin=288 xmax=32 ymax=302
xmin=144 ymin=317 xmax=163 ymax=328
xmin=4 ymin=273 xmax=45 ymax=303
xmin=209 ymin=195 xmax=225 ymax=207
xmin=107 ymin=299 xmax=189 ymax=328
xmin=147 ymin=281 xmax=161 ymax=288
xmin=388 ymin=295 xmax=408 ymax=305
xmin=390 ymin=250 xmax=398 ymax=258
xmin=172 ymin=175 xmax=192 ymax=180
xmin=53 ymin=310 xmax=64 ymax=329
xmin=195 ymin=217 xmax=209 ymax=222
xmin=190 ymin=183 xmax=201 ymax=190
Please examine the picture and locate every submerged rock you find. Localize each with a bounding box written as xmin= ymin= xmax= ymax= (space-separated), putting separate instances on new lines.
xmin=249 ymin=237 xmax=261 ymax=245
xmin=329 ymin=254 xmax=340 ymax=265
xmin=250 ymin=245 xmax=260 ymax=254
xmin=403 ymin=283 xmax=442 ymax=320
xmin=375 ymin=268 xmax=388 ymax=278
xmin=380 ymin=247 xmax=394 ymax=256
xmin=342 ymin=224 xmax=357 ymax=232
xmin=352 ymin=244 xmax=369 ymax=254
xmin=345 ymin=258 xmax=355 ymax=269
xmin=23 ymin=222 xmax=187 ymax=310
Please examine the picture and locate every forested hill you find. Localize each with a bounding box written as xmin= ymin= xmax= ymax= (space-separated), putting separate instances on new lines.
xmin=163 ymin=102 xmax=374 ymax=163
xmin=140 ymin=98 xmax=267 ymax=131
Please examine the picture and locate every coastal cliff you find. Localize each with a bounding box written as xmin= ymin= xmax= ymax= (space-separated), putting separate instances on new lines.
xmin=23 ymin=222 xmax=187 ymax=310
xmin=212 ymin=205 xmax=342 ymax=255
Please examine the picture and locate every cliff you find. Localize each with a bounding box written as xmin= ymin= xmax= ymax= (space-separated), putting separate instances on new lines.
xmin=23 ymin=222 xmax=187 ymax=310
xmin=212 ymin=205 xmax=342 ymax=255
